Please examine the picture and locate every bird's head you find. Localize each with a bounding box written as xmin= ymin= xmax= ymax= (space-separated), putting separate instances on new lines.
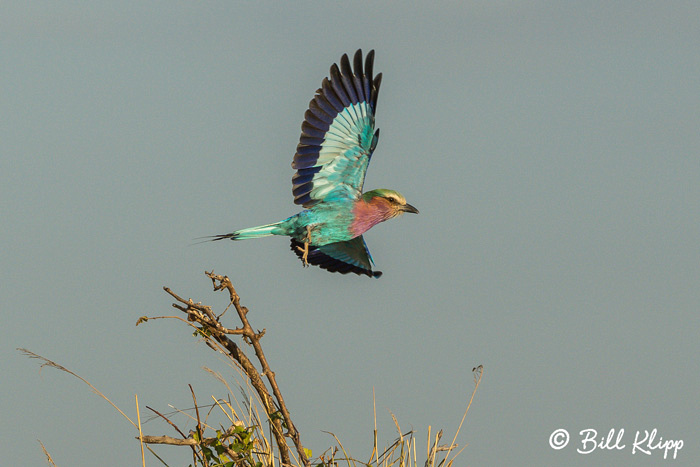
xmin=362 ymin=189 xmax=419 ymax=219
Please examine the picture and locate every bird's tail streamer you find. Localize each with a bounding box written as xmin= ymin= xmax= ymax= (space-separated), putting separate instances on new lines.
xmin=209 ymin=222 xmax=283 ymax=241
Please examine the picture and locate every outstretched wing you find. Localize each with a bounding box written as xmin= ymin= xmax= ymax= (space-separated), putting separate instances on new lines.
xmin=290 ymin=236 xmax=383 ymax=278
xmin=292 ymin=49 xmax=382 ymax=207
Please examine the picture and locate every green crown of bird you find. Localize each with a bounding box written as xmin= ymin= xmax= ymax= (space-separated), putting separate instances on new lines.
xmin=211 ymin=50 xmax=418 ymax=278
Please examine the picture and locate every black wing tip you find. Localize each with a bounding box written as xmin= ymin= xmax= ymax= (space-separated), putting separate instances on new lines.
xmin=353 ymin=49 xmax=376 ymax=75
xmin=340 ymin=53 xmax=352 ymax=76
xmin=353 ymin=49 xmax=364 ymax=76
xmin=331 ymin=49 xmax=378 ymax=84
xmin=329 ymin=62 xmax=342 ymax=80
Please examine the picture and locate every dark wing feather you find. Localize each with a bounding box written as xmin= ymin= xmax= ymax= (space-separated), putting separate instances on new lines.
xmin=290 ymin=236 xmax=382 ymax=278
xmin=291 ymin=49 xmax=382 ymax=207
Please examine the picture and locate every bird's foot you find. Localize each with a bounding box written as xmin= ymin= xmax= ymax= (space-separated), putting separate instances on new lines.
xmin=295 ymin=226 xmax=312 ymax=267
xmin=296 ymin=242 xmax=310 ymax=267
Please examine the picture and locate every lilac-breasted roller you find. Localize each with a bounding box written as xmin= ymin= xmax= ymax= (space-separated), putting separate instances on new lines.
xmin=212 ymin=50 xmax=418 ymax=278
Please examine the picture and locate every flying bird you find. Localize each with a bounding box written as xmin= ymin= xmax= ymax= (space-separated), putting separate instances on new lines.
xmin=212 ymin=49 xmax=418 ymax=278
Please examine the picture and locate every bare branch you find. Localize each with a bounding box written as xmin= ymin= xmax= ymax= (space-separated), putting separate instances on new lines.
xmin=139 ymin=272 xmax=309 ymax=466
xmin=140 ymin=434 xmax=200 ymax=446
xmin=138 ymin=424 xmax=245 ymax=465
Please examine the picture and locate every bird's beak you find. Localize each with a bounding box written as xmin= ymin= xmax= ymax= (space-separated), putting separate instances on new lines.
xmin=401 ymin=203 xmax=419 ymax=214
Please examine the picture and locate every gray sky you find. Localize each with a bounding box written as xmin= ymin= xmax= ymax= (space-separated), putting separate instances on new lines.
xmin=3 ymin=2 xmax=699 ymax=465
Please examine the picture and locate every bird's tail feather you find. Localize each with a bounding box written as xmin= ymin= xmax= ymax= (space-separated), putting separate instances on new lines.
xmin=209 ymin=222 xmax=283 ymax=241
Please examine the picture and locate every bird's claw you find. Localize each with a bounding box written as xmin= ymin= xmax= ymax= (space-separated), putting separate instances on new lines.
xmin=296 ymin=225 xmax=312 ymax=267
xmin=296 ymin=243 xmax=309 ymax=267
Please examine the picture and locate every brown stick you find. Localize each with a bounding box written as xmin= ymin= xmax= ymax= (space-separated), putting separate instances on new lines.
xmin=205 ymin=271 xmax=307 ymax=464
xmin=158 ymin=271 xmax=310 ymax=466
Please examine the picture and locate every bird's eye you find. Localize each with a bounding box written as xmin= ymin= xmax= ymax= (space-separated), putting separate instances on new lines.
xmin=387 ymin=197 xmax=396 ymax=203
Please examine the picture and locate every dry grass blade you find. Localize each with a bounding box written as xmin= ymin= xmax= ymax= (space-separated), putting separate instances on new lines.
xmin=18 ymin=348 xmax=137 ymax=428
xmin=38 ymin=440 xmax=57 ymax=467
xmin=22 ymin=349 xmax=166 ymax=465
xmin=136 ymin=394 xmax=146 ymax=467
xmin=369 ymin=387 xmax=378 ymax=466
xmin=425 ymin=429 xmax=442 ymax=467
xmin=441 ymin=365 xmax=483 ymax=466
xmin=323 ymin=431 xmax=356 ymax=467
